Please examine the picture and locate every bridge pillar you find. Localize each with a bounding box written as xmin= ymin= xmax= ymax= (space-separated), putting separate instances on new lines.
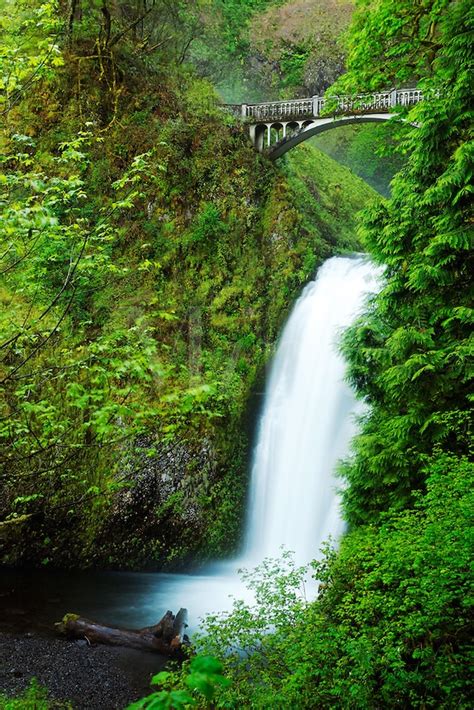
xmin=241 ymin=104 xmax=248 ymax=118
xmin=390 ymin=90 xmax=397 ymax=107
xmin=249 ymin=124 xmax=266 ymax=152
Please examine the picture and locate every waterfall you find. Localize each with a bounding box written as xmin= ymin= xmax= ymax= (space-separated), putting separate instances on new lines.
xmin=243 ymin=256 xmax=380 ymax=566
xmin=32 ymin=255 xmax=381 ymax=630
xmin=146 ymin=256 xmax=382 ymax=625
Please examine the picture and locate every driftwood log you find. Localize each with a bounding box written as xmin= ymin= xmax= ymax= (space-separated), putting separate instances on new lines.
xmin=56 ymin=608 xmax=189 ymax=656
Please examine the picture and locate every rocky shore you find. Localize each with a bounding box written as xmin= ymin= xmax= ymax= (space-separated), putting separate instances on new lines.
xmin=0 ymin=631 xmax=166 ymax=709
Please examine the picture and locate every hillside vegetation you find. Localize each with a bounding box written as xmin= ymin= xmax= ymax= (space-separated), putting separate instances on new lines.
xmin=197 ymin=0 xmax=354 ymax=102
xmin=0 ymin=0 xmax=376 ymax=569
xmin=248 ymin=0 xmax=353 ymax=98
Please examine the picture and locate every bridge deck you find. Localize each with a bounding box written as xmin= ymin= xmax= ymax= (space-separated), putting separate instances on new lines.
xmin=226 ymin=88 xmax=422 ymax=123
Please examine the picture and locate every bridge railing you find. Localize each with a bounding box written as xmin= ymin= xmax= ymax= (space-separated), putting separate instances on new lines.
xmin=231 ymin=88 xmax=422 ymax=122
xmin=395 ymin=88 xmax=424 ymax=106
xmin=245 ymin=98 xmax=314 ymax=120
xmin=323 ymin=89 xmax=423 ymax=114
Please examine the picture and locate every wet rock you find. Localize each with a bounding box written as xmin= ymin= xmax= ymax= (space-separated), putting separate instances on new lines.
xmin=92 ymin=436 xmax=219 ymax=568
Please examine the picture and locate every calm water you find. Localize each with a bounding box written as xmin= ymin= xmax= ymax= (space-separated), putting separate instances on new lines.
xmin=0 ymin=568 xmax=214 ymax=633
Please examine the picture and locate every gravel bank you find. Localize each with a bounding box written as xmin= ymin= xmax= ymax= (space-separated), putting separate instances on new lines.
xmin=0 ymin=631 xmax=167 ymax=709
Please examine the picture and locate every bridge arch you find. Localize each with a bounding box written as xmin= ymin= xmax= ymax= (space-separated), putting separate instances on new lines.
xmin=270 ymin=122 xmax=284 ymax=146
xmin=269 ymin=114 xmax=391 ymax=159
xmin=286 ymin=121 xmax=301 ymax=138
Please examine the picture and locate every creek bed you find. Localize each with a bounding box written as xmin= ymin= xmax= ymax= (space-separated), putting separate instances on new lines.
xmin=0 ymin=568 xmax=176 ymax=709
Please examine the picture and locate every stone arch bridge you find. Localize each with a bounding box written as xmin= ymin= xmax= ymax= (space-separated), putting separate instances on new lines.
xmin=225 ymin=88 xmax=422 ymax=159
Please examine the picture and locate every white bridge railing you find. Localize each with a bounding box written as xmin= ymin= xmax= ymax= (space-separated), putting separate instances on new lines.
xmin=226 ymin=88 xmax=423 ymax=122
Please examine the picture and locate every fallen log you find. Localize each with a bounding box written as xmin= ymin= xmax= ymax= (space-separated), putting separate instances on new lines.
xmin=55 ymin=608 xmax=189 ymax=656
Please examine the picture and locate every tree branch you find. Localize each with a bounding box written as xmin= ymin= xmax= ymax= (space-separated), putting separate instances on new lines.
xmin=108 ymin=6 xmax=155 ymax=49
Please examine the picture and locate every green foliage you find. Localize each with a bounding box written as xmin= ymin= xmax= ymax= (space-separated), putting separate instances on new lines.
xmin=185 ymin=203 xmax=228 ymax=247
xmin=171 ymin=456 xmax=472 ymax=709
xmin=337 ymin=0 xmax=473 ymax=522
xmin=200 ymin=554 xmax=309 ymax=652
xmin=0 ymin=678 xmax=71 ymax=709
xmin=0 ymin=0 xmax=63 ymax=114
xmin=126 ymin=656 xmax=230 ymax=709
xmin=331 ymin=0 xmax=453 ymax=93
xmin=279 ymin=44 xmax=311 ymax=92
xmin=0 ymin=129 xmax=168 ymax=552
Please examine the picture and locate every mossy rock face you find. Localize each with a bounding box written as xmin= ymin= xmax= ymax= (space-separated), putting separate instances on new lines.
xmin=204 ymin=0 xmax=354 ymax=102
xmin=91 ymin=437 xmax=221 ymax=569
xmin=247 ymin=0 xmax=354 ymax=97
xmin=0 ymin=515 xmax=33 ymax=541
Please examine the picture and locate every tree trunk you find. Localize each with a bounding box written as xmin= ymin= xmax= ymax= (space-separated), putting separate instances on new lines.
xmin=56 ymin=608 xmax=189 ymax=656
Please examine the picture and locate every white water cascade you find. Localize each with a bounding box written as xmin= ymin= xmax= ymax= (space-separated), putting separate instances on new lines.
xmin=243 ymin=255 xmax=380 ymax=566
xmin=136 ymin=255 xmax=381 ymax=628
xmin=60 ymin=255 xmax=380 ymax=630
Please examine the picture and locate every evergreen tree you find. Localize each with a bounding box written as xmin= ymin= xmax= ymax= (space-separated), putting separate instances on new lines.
xmin=337 ymin=0 xmax=473 ymax=521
